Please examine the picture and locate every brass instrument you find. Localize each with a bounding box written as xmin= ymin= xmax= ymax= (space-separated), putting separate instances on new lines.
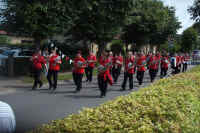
xmin=97 ymin=62 xmax=112 ymax=74
xmin=53 ymin=56 xmax=61 ymax=66
xmin=164 ymin=59 xmax=169 ymax=64
xmin=77 ymin=61 xmax=87 ymax=68
xmin=128 ymin=62 xmax=134 ymax=69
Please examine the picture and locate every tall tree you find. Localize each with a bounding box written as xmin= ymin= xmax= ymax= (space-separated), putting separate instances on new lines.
xmin=181 ymin=27 xmax=199 ymax=52
xmin=63 ymin=0 xmax=135 ymax=55
xmin=0 ymin=0 xmax=73 ymax=48
xmin=188 ymin=0 xmax=200 ymax=21
xmin=121 ymin=0 xmax=181 ymax=51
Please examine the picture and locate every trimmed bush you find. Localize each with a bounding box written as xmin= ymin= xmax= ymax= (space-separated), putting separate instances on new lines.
xmin=28 ymin=66 xmax=200 ymax=133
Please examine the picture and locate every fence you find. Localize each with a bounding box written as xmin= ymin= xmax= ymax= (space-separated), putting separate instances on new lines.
xmin=0 ymin=56 xmax=32 ymax=77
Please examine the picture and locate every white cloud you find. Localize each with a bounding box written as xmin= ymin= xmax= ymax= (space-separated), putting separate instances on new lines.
xmin=161 ymin=0 xmax=195 ymax=34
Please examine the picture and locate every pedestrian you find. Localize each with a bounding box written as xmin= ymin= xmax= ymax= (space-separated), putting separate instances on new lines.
xmin=155 ymin=52 xmax=161 ymax=75
xmin=160 ymin=53 xmax=170 ymax=78
xmin=73 ymin=51 xmax=86 ymax=92
xmin=182 ymin=53 xmax=189 ymax=72
xmin=176 ymin=54 xmax=182 ymax=74
xmin=148 ymin=53 xmax=158 ymax=82
xmin=108 ymin=51 xmax=114 ymax=74
xmin=47 ymin=49 xmax=62 ymax=91
xmin=170 ymin=53 xmax=177 ymax=75
xmin=97 ymin=51 xmax=113 ymax=98
xmin=30 ymin=49 xmax=46 ymax=90
xmin=42 ymin=47 xmax=50 ymax=77
xmin=0 ymin=101 xmax=16 ymax=133
xmin=121 ymin=51 xmax=135 ymax=90
xmin=85 ymin=52 xmax=96 ymax=82
xmin=136 ymin=52 xmax=146 ymax=85
xmin=112 ymin=53 xmax=123 ymax=83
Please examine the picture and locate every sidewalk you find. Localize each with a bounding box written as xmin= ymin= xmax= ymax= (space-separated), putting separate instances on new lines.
xmin=0 ymin=76 xmax=32 ymax=95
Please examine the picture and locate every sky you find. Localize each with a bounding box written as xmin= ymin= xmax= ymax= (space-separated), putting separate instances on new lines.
xmin=161 ymin=0 xmax=196 ymax=34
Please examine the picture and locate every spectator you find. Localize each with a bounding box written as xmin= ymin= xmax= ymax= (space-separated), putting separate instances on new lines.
xmin=0 ymin=101 xmax=16 ymax=133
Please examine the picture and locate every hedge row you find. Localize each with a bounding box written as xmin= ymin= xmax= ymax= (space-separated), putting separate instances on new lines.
xmin=28 ymin=66 xmax=200 ymax=133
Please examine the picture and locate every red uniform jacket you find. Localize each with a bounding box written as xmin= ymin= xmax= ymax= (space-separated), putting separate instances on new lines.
xmin=98 ymin=57 xmax=113 ymax=85
xmin=149 ymin=55 xmax=158 ymax=70
xmin=49 ymin=54 xmax=61 ymax=71
xmin=176 ymin=56 xmax=181 ymax=66
xmin=113 ymin=56 xmax=123 ymax=67
xmin=87 ymin=55 xmax=96 ymax=68
xmin=32 ymin=54 xmax=46 ymax=70
xmin=185 ymin=55 xmax=190 ymax=61
xmin=161 ymin=57 xmax=169 ymax=69
xmin=73 ymin=57 xmax=86 ymax=74
xmin=125 ymin=56 xmax=135 ymax=74
xmin=155 ymin=55 xmax=161 ymax=69
xmin=137 ymin=55 xmax=146 ymax=71
xmin=65 ymin=56 xmax=70 ymax=61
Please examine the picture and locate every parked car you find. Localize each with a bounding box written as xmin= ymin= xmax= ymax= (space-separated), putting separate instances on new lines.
xmin=0 ymin=49 xmax=34 ymax=66
xmin=0 ymin=47 xmax=10 ymax=54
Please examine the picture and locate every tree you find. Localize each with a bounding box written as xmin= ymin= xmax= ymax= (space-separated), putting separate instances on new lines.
xmin=188 ymin=0 xmax=200 ymax=21
xmin=0 ymin=0 xmax=73 ymax=48
xmin=121 ymin=0 xmax=181 ymax=51
xmin=63 ymin=0 xmax=135 ymax=55
xmin=181 ymin=27 xmax=199 ymax=52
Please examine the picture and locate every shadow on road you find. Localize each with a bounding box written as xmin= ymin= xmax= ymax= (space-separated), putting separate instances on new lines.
xmin=65 ymin=94 xmax=100 ymax=99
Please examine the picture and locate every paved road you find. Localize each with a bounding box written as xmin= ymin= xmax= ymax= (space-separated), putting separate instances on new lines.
xmin=0 ymin=65 xmax=194 ymax=133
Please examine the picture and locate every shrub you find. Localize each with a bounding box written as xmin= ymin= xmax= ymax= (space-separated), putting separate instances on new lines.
xmin=28 ymin=66 xmax=200 ymax=133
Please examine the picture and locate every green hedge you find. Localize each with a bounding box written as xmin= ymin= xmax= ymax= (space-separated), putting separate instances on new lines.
xmin=28 ymin=66 xmax=200 ymax=133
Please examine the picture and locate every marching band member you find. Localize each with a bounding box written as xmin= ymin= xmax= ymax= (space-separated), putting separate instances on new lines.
xmin=160 ymin=53 xmax=169 ymax=78
xmin=73 ymin=51 xmax=86 ymax=92
xmin=176 ymin=53 xmax=181 ymax=74
xmin=148 ymin=53 xmax=158 ymax=82
xmin=30 ymin=49 xmax=46 ymax=90
xmin=170 ymin=53 xmax=177 ymax=74
xmin=85 ymin=52 xmax=96 ymax=82
xmin=42 ymin=48 xmax=50 ymax=77
xmin=97 ymin=51 xmax=113 ymax=98
xmin=112 ymin=53 xmax=123 ymax=83
xmin=182 ymin=53 xmax=189 ymax=72
xmin=136 ymin=52 xmax=146 ymax=85
xmin=121 ymin=51 xmax=135 ymax=90
xmin=108 ymin=51 xmax=114 ymax=73
xmin=47 ymin=49 xmax=62 ymax=91
xmin=155 ymin=52 xmax=161 ymax=75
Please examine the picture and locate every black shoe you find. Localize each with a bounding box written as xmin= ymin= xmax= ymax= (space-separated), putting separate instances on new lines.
xmin=39 ymin=83 xmax=43 ymax=88
xmin=32 ymin=86 xmax=36 ymax=90
xmin=120 ymin=88 xmax=125 ymax=91
xmin=75 ymin=88 xmax=80 ymax=93
xmin=49 ymin=85 xmax=52 ymax=90
xmin=129 ymin=88 xmax=133 ymax=90
xmin=100 ymin=94 xmax=105 ymax=98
